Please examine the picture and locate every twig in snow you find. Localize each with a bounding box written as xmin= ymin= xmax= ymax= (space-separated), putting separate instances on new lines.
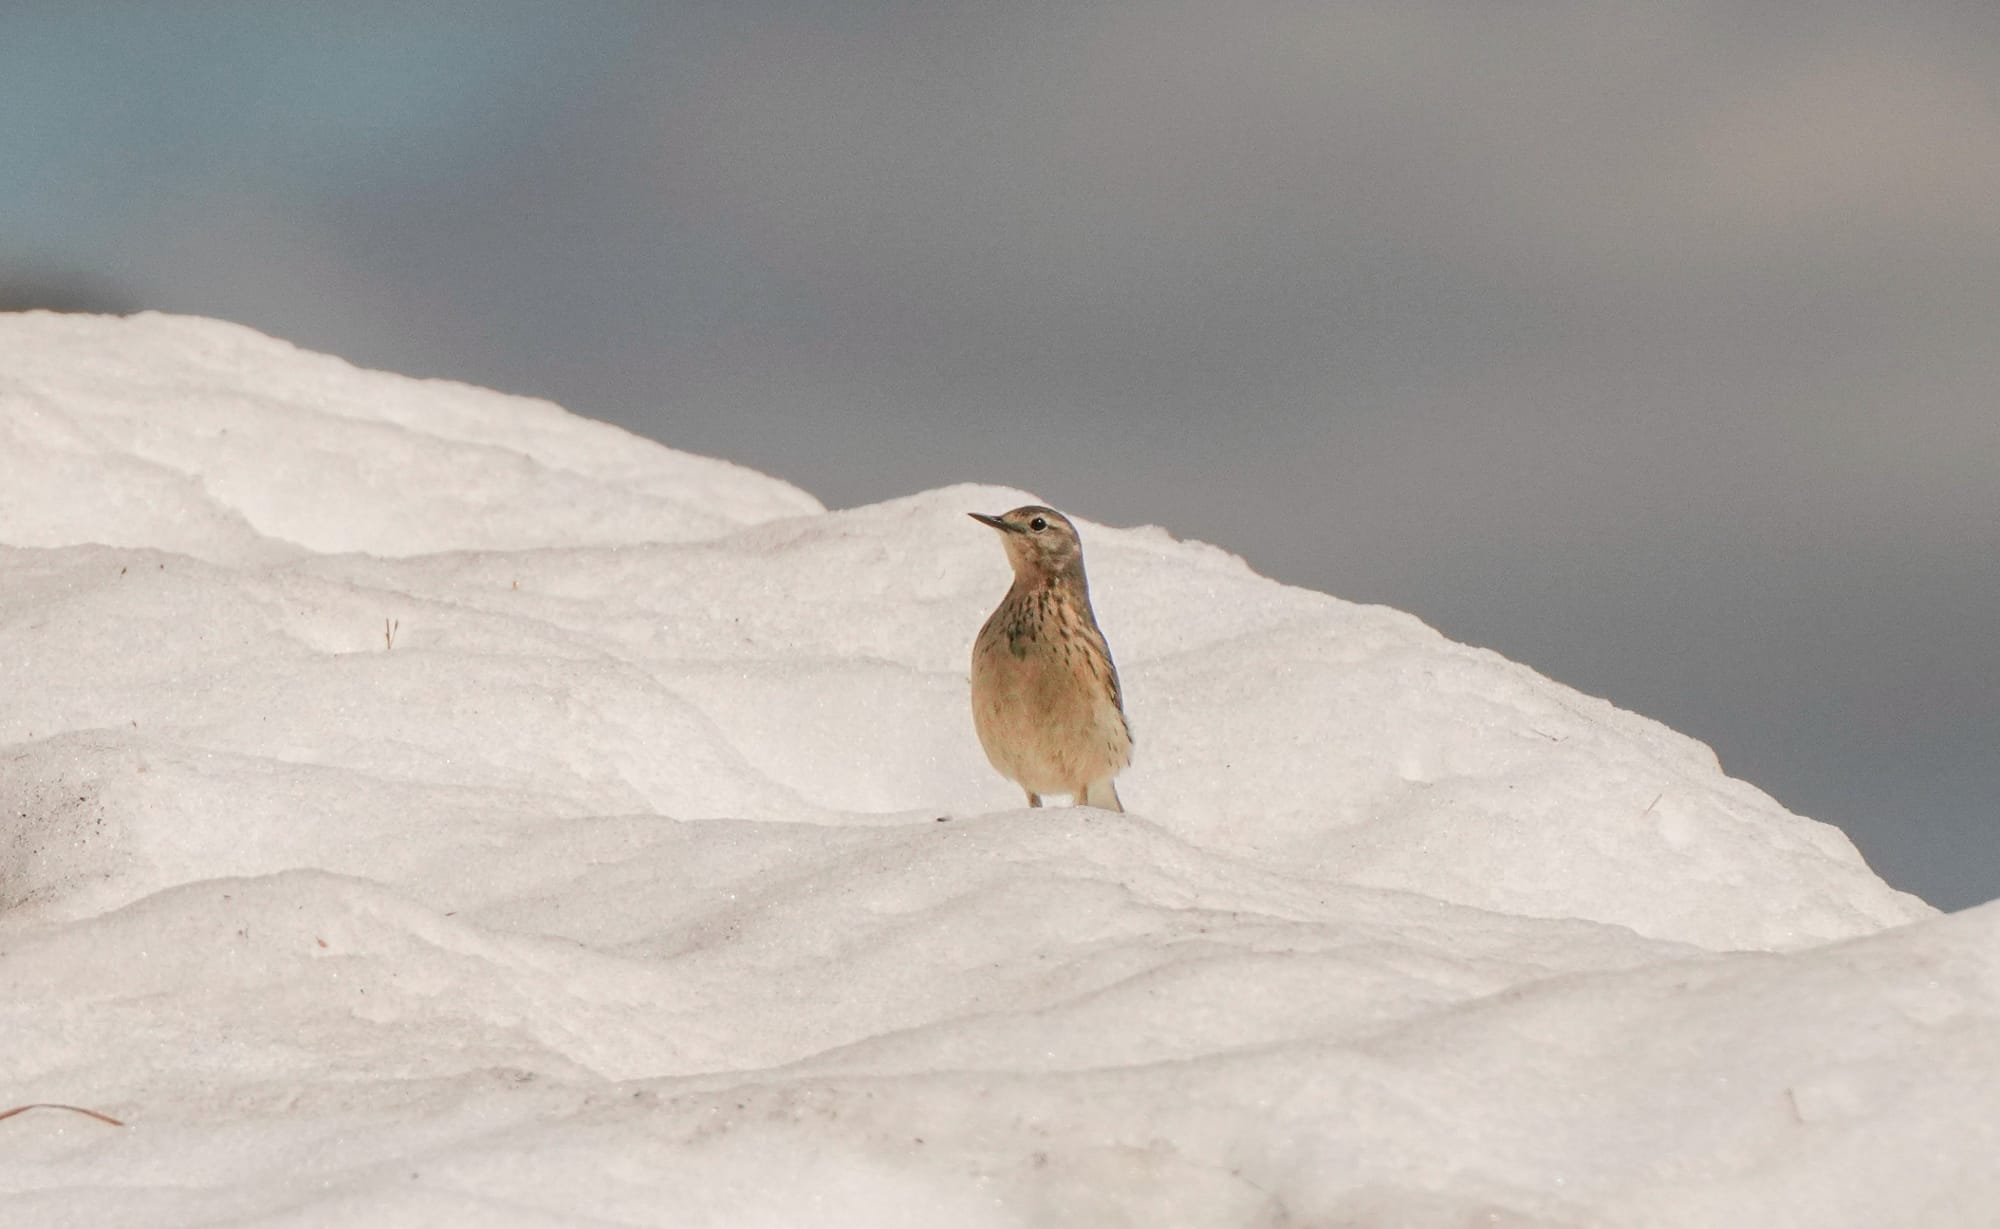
xmin=0 ymin=1103 xmax=125 ymax=1127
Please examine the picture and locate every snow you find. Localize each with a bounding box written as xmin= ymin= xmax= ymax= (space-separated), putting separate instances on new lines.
xmin=1 ymin=312 xmax=1993 ymax=1227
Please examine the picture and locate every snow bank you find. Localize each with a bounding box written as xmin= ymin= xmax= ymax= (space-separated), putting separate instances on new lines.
xmin=1 ymin=313 xmax=1989 ymax=1227
xmin=0 ymin=312 xmax=818 ymax=561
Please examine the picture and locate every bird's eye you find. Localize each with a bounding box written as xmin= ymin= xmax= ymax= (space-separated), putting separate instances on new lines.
xmin=1030 ymin=516 xmax=1048 ymax=531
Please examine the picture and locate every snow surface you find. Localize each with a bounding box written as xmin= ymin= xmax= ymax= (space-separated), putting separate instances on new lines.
xmin=1 ymin=312 xmax=1993 ymax=1227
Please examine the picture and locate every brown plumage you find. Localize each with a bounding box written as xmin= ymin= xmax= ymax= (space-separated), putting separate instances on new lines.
xmin=968 ymin=505 xmax=1131 ymax=811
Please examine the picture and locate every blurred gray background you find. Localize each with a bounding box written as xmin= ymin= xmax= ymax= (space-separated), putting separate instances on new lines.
xmin=7 ymin=4 xmax=1995 ymax=909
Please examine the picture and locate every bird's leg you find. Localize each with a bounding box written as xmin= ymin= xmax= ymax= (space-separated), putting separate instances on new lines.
xmin=1081 ymin=778 xmax=1123 ymax=813
xmin=1026 ymin=792 xmax=1043 ymax=808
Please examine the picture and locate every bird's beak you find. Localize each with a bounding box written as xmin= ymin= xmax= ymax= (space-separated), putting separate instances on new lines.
xmin=968 ymin=512 xmax=1018 ymax=533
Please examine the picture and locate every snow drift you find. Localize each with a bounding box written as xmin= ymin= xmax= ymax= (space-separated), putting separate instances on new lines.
xmin=1 ymin=313 xmax=1992 ymax=1227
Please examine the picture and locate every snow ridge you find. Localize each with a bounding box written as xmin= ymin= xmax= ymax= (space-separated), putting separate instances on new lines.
xmin=1 ymin=313 xmax=1990 ymax=1228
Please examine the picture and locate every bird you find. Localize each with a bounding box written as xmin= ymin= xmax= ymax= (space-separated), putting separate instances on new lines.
xmin=968 ymin=504 xmax=1131 ymax=811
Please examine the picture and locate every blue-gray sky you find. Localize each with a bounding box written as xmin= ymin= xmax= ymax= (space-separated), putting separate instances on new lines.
xmin=8 ymin=3 xmax=1997 ymax=909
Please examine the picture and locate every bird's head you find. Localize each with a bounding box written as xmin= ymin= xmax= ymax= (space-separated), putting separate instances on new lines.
xmin=968 ymin=505 xmax=1086 ymax=581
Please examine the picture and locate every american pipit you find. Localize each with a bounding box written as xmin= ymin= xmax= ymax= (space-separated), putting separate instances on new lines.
xmin=968 ymin=505 xmax=1131 ymax=811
